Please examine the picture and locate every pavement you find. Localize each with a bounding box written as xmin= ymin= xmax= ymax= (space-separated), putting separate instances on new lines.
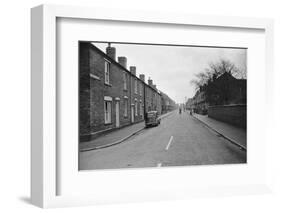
xmin=80 ymin=110 xmax=175 ymax=152
xmin=79 ymin=110 xmax=246 ymax=170
xmin=192 ymin=113 xmax=246 ymax=150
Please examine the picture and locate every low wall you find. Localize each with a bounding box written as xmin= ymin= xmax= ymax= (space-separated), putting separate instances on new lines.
xmin=208 ymin=105 xmax=246 ymax=129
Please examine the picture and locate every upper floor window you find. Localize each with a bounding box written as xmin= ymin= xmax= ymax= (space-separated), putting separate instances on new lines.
xmin=123 ymin=72 xmax=127 ymax=90
xmin=124 ymin=98 xmax=128 ymax=117
xmin=104 ymin=60 xmax=110 ymax=85
xmin=139 ymin=83 xmax=142 ymax=96
xmin=134 ymin=79 xmax=138 ymax=94
xmin=140 ymin=102 xmax=143 ymax=118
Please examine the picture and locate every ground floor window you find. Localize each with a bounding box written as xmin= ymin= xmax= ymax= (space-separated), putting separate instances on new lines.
xmin=140 ymin=103 xmax=143 ymax=118
xmin=124 ymin=99 xmax=128 ymax=117
xmin=135 ymin=101 xmax=138 ymax=116
xmin=104 ymin=101 xmax=112 ymax=124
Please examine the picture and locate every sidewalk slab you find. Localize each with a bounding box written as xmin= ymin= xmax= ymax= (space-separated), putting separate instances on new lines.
xmin=192 ymin=113 xmax=246 ymax=149
xmin=80 ymin=122 xmax=145 ymax=152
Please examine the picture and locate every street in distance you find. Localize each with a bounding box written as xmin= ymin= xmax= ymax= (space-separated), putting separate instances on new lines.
xmin=79 ymin=41 xmax=247 ymax=170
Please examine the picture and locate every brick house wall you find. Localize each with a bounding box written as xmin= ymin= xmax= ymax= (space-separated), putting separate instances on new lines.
xmin=79 ymin=43 xmax=91 ymax=140
xmin=144 ymin=86 xmax=161 ymax=114
xmin=145 ymin=86 xmax=153 ymax=112
xmin=88 ymin=47 xmax=131 ymax=134
xmin=156 ymin=94 xmax=162 ymax=114
xmin=79 ymin=42 xmax=164 ymax=142
xmin=130 ymin=69 xmax=145 ymax=123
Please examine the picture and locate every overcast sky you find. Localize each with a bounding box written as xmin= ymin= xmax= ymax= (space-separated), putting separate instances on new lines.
xmin=92 ymin=42 xmax=247 ymax=104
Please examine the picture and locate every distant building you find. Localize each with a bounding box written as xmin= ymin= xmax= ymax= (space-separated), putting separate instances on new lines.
xmin=186 ymin=98 xmax=193 ymax=110
xmin=160 ymin=91 xmax=177 ymax=114
xmin=79 ymin=42 xmax=174 ymax=142
xmin=187 ymin=72 xmax=246 ymax=115
xmin=190 ymin=90 xmax=208 ymax=115
xmin=207 ymin=72 xmax=246 ymax=106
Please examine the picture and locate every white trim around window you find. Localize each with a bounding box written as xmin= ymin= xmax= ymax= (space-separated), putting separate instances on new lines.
xmin=104 ymin=96 xmax=112 ymax=101
xmin=104 ymin=60 xmax=110 ymax=85
xmin=104 ymin=100 xmax=112 ymax=124
xmin=89 ymin=73 xmax=100 ymax=80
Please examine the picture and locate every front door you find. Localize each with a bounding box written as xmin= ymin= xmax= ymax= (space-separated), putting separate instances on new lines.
xmin=115 ymin=101 xmax=120 ymax=127
xmin=131 ymin=106 xmax=134 ymax=123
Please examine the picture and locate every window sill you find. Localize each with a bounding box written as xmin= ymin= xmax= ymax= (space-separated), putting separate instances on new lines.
xmin=104 ymin=122 xmax=112 ymax=125
xmin=104 ymin=83 xmax=112 ymax=87
xmin=90 ymin=73 xmax=101 ymax=80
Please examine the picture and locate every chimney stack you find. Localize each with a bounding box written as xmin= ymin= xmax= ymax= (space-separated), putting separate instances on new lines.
xmin=153 ymin=84 xmax=157 ymax=89
xmin=106 ymin=43 xmax=116 ymax=60
xmin=148 ymin=78 xmax=153 ymax=86
xmin=118 ymin=57 xmax=127 ymax=69
xmin=139 ymin=74 xmax=145 ymax=82
xmin=130 ymin=66 xmax=136 ymax=76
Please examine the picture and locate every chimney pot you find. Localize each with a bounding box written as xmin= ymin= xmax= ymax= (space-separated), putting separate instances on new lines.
xmin=118 ymin=57 xmax=127 ymax=69
xmin=139 ymin=74 xmax=145 ymax=82
xmin=148 ymin=78 xmax=153 ymax=86
xmin=130 ymin=66 xmax=136 ymax=75
xmin=106 ymin=44 xmax=116 ymax=60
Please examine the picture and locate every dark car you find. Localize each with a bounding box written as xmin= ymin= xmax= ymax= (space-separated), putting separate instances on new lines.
xmin=145 ymin=111 xmax=161 ymax=128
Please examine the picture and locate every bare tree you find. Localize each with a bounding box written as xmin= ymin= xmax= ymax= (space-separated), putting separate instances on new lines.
xmin=190 ymin=58 xmax=247 ymax=106
xmin=190 ymin=59 xmax=246 ymax=90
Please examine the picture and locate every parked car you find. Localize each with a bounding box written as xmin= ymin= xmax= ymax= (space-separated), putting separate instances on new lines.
xmin=145 ymin=111 xmax=161 ymax=127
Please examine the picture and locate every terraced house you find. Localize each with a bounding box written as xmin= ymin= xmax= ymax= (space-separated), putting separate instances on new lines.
xmin=79 ymin=42 xmax=163 ymax=142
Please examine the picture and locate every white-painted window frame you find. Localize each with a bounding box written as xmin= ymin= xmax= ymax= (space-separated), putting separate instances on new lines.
xmin=104 ymin=98 xmax=112 ymax=124
xmin=124 ymin=97 xmax=128 ymax=117
xmin=104 ymin=59 xmax=110 ymax=85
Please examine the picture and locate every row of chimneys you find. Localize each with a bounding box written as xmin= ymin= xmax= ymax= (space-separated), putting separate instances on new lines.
xmin=106 ymin=44 xmax=157 ymax=89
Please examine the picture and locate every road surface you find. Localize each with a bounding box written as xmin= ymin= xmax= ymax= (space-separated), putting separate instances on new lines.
xmin=79 ymin=111 xmax=246 ymax=170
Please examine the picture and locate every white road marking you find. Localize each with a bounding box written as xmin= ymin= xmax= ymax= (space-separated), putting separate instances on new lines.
xmin=165 ymin=136 xmax=174 ymax=151
xmin=157 ymin=163 xmax=162 ymax=167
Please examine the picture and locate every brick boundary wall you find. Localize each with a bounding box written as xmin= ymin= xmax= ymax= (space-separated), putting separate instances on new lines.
xmin=208 ymin=104 xmax=247 ymax=129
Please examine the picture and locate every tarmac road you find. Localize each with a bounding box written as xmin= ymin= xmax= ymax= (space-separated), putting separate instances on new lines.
xmin=79 ymin=111 xmax=246 ymax=170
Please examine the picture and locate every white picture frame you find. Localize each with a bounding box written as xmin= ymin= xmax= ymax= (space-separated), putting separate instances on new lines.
xmin=31 ymin=4 xmax=274 ymax=208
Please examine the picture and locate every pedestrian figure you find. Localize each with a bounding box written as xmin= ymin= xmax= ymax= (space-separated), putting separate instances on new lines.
xmin=179 ymin=108 xmax=182 ymax=114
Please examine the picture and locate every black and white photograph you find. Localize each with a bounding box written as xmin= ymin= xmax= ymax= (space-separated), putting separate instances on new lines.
xmin=78 ymin=41 xmax=247 ymax=170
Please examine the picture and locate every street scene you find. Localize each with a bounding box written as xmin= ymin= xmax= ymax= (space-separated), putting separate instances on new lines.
xmin=79 ymin=110 xmax=246 ymax=170
xmin=79 ymin=41 xmax=247 ymax=170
